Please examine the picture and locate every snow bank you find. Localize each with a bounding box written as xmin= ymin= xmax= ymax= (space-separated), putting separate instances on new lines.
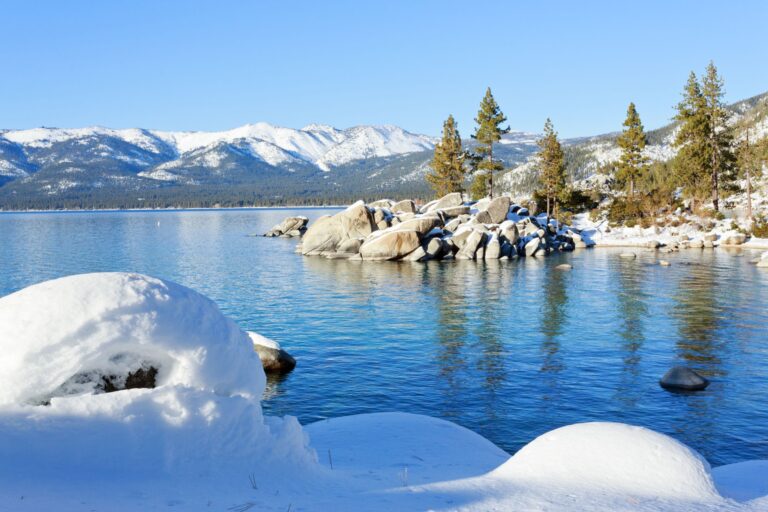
xmin=495 ymin=422 xmax=718 ymax=500
xmin=1 ymin=274 xmax=767 ymax=510
xmin=0 ymin=273 xmax=315 ymax=482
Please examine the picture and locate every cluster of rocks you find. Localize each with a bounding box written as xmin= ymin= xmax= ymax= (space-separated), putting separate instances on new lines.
xmin=264 ymin=216 xmax=309 ymax=238
xmin=656 ymin=232 xmax=749 ymax=252
xmin=285 ymin=193 xmax=593 ymax=262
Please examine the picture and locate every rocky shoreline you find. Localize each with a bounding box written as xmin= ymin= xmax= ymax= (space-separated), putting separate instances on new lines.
xmin=266 ymin=193 xmax=594 ymax=262
xmin=264 ymin=193 xmax=768 ymax=264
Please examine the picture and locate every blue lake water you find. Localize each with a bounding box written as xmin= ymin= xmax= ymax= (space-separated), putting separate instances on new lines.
xmin=1 ymin=208 xmax=768 ymax=466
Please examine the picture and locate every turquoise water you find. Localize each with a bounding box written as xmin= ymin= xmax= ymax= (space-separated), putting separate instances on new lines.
xmin=1 ymin=208 xmax=768 ymax=466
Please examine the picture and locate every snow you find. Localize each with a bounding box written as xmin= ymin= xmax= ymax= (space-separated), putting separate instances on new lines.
xmin=0 ymin=273 xmax=263 ymax=405
xmin=496 ymin=422 xmax=717 ymax=500
xmin=1 ymin=272 xmax=767 ymax=511
xmin=247 ymin=330 xmax=281 ymax=350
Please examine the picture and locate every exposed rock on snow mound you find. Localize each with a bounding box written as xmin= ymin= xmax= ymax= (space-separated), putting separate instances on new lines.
xmin=0 ymin=272 xmax=263 ymax=406
xmin=496 ymin=422 xmax=718 ymax=500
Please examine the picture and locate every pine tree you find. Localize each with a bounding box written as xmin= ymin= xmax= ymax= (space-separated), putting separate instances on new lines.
xmin=536 ymin=118 xmax=566 ymax=219
xmin=701 ymin=61 xmax=736 ymax=211
xmin=427 ymin=115 xmax=467 ymax=197
xmin=615 ymin=103 xmax=649 ymax=200
xmin=673 ymin=71 xmax=710 ymax=211
xmin=471 ymin=87 xmax=509 ymax=199
xmin=737 ymin=127 xmax=766 ymax=228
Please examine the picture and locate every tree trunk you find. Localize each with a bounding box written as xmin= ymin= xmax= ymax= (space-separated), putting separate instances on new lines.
xmin=747 ymin=168 xmax=753 ymax=230
xmin=630 ymin=178 xmax=635 ymax=201
xmin=488 ymin=144 xmax=494 ymax=199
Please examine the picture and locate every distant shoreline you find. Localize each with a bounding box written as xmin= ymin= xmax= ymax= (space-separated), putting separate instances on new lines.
xmin=0 ymin=204 xmax=348 ymax=214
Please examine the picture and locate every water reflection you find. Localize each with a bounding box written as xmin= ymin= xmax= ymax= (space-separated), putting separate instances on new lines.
xmin=673 ymin=262 xmax=725 ymax=375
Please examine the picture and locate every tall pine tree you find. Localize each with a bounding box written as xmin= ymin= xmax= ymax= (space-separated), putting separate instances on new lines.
xmin=701 ymin=61 xmax=736 ymax=211
xmin=427 ymin=115 xmax=467 ymax=197
xmin=673 ymin=71 xmax=710 ymax=211
xmin=615 ymin=102 xmax=649 ymax=200
xmin=471 ymin=87 xmax=509 ymax=199
xmin=536 ymin=118 xmax=566 ymax=219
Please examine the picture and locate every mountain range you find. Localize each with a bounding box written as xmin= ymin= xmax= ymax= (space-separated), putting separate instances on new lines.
xmin=1 ymin=91 xmax=766 ymax=210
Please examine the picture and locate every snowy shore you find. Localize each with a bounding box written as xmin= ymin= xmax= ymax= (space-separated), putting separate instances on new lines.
xmin=1 ymin=273 xmax=767 ymax=511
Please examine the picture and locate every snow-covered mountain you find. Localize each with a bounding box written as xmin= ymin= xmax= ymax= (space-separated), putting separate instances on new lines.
xmin=0 ymin=121 xmax=544 ymax=208
xmin=0 ymin=123 xmax=442 ymax=207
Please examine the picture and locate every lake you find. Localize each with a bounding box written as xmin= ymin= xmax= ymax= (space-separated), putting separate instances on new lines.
xmin=1 ymin=208 xmax=767 ymax=466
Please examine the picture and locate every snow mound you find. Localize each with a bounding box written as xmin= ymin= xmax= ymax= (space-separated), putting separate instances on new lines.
xmin=0 ymin=272 xmax=263 ymax=406
xmin=306 ymin=412 xmax=509 ymax=485
xmin=495 ymin=422 xmax=719 ymax=500
xmin=0 ymin=273 xmax=315 ymax=483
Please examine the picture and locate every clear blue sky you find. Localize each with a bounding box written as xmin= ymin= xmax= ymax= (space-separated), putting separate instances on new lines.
xmin=3 ymin=0 xmax=767 ymax=138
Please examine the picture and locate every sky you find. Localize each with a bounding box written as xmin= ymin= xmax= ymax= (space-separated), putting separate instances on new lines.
xmin=3 ymin=0 xmax=767 ymax=138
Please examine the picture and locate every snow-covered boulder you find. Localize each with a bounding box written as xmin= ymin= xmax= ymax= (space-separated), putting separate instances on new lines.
xmin=248 ymin=331 xmax=296 ymax=374
xmin=495 ymin=422 xmax=719 ymax=500
xmin=0 ymin=272 xmax=262 ymax=406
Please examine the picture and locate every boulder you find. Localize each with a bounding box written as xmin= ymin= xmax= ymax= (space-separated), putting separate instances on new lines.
xmin=444 ymin=217 xmax=463 ymax=232
xmin=368 ymin=199 xmax=394 ymax=209
xmin=425 ymin=192 xmax=463 ymax=213
xmin=500 ymin=222 xmax=520 ymax=245
xmin=659 ymin=366 xmax=709 ymax=391
xmin=481 ymin=196 xmax=511 ymax=224
xmin=424 ymin=237 xmax=448 ymax=260
xmin=689 ymin=239 xmax=704 ymax=249
xmin=264 ymin=216 xmax=308 ymax=237
xmin=619 ymin=252 xmax=636 ymax=259
xmin=645 ymin=240 xmax=661 ymax=249
xmin=437 ymin=205 xmax=471 ymax=218
xmin=524 ymin=237 xmax=541 ymax=257
xmin=360 ymin=231 xmax=421 ymax=261
xmin=390 ymin=199 xmax=416 ymax=214
xmin=555 ymin=263 xmax=572 ymax=271
xmin=659 ymin=260 xmax=671 ymax=266
xmin=249 ymin=332 xmax=296 ymax=374
xmin=703 ymin=233 xmax=718 ymax=242
xmin=722 ymin=233 xmax=747 ymax=245
xmin=455 ymin=230 xmax=486 ymax=260
xmin=301 ymin=202 xmax=375 ymax=255
xmin=484 ymin=237 xmax=501 ymax=259
xmin=337 ymin=238 xmax=363 ymax=254
xmin=474 ymin=210 xmax=493 ymax=224
xmin=391 ymin=216 xmax=441 ymax=236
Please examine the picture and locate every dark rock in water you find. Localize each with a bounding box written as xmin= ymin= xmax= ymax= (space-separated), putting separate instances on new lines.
xmin=254 ymin=344 xmax=296 ymax=374
xmin=660 ymin=366 xmax=709 ymax=391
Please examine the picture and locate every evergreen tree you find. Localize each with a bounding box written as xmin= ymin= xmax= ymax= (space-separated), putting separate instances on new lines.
xmin=536 ymin=118 xmax=566 ymax=219
xmin=701 ymin=61 xmax=736 ymax=211
xmin=471 ymin=87 xmax=509 ymax=199
xmin=615 ymin=103 xmax=649 ymax=199
xmin=673 ymin=71 xmax=710 ymax=210
xmin=427 ymin=115 xmax=467 ymax=197
xmin=737 ymin=128 xmax=765 ymax=228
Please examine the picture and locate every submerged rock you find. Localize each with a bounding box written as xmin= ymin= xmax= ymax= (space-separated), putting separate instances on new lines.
xmin=660 ymin=366 xmax=709 ymax=391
